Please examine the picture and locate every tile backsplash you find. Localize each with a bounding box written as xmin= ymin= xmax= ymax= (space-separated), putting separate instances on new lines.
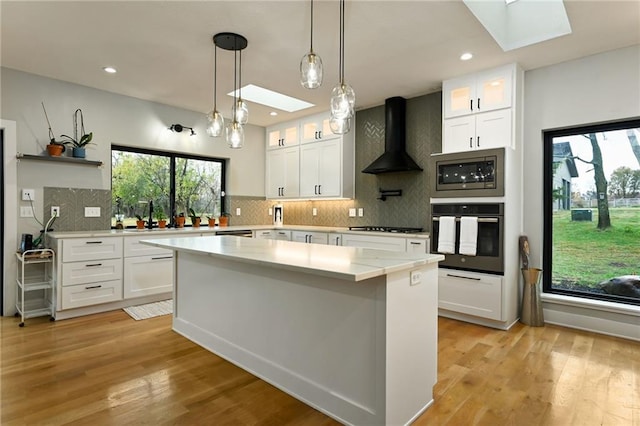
xmin=44 ymin=187 xmax=112 ymax=232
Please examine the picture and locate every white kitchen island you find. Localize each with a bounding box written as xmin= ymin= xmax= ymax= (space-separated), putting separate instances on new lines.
xmin=142 ymin=235 xmax=443 ymax=425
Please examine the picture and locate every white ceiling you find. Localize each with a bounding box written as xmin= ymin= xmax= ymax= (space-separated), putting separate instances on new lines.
xmin=1 ymin=1 xmax=639 ymax=127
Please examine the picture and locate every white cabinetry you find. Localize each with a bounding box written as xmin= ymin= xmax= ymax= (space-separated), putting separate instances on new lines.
xmin=266 ymin=147 xmax=300 ymax=199
xmin=267 ymin=121 xmax=299 ymax=149
xmin=300 ymin=113 xmax=332 ymax=144
xmin=341 ymin=234 xmax=406 ymax=252
xmin=442 ymin=64 xmax=517 ymax=154
xmin=291 ymin=231 xmax=329 ymax=244
xmin=123 ymin=236 xmax=173 ymax=299
xmin=438 ymin=268 xmax=503 ymax=321
xmin=406 ymin=238 xmax=429 ymax=254
xmin=299 ymin=138 xmax=343 ymax=198
xmin=59 ymin=237 xmax=123 ymax=310
xmin=254 ymin=230 xmax=291 ymax=240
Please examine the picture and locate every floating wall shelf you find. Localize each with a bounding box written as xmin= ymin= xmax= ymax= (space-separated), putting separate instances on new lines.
xmin=16 ymin=153 xmax=103 ymax=167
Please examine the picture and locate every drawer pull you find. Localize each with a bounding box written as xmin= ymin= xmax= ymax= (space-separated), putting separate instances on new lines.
xmin=85 ymin=263 xmax=102 ymax=267
xmin=446 ymin=273 xmax=481 ymax=281
xmin=85 ymin=241 xmax=103 ymax=244
xmin=85 ymin=285 xmax=102 ymax=290
xmin=151 ymin=256 xmax=173 ymax=260
xmin=410 ymin=242 xmax=421 ymax=245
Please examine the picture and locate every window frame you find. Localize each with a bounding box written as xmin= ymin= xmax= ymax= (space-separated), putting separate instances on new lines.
xmin=542 ymin=117 xmax=640 ymax=305
xmin=111 ymin=144 xmax=226 ymax=228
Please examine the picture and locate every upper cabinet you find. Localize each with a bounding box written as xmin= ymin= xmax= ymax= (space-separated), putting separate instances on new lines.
xmin=265 ymin=112 xmax=355 ymax=200
xmin=442 ymin=64 xmax=521 ymax=154
xmin=300 ymin=113 xmax=333 ymax=144
xmin=267 ymin=121 xmax=299 ymax=149
xmin=443 ymin=65 xmax=513 ymax=119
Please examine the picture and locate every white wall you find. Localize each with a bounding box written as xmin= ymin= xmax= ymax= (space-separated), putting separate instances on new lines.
xmin=523 ymin=45 xmax=640 ymax=339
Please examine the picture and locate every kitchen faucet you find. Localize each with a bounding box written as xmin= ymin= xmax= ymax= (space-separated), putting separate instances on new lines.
xmin=147 ymin=200 xmax=154 ymax=229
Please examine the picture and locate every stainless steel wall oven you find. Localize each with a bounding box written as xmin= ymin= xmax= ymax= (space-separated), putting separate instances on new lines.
xmin=431 ymin=203 xmax=504 ymax=274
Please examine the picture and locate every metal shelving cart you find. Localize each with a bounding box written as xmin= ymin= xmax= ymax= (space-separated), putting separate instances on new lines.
xmin=15 ymin=249 xmax=56 ymax=327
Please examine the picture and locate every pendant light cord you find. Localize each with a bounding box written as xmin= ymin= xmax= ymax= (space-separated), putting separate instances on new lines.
xmin=239 ymin=49 xmax=243 ymax=100
xmin=232 ymin=49 xmax=237 ymax=120
xmin=310 ymin=0 xmax=314 ymax=53
xmin=339 ymin=0 xmax=345 ymax=85
xmin=213 ymin=45 xmax=218 ymax=110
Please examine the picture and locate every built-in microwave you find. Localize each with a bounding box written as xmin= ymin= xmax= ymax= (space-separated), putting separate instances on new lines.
xmin=430 ymin=148 xmax=504 ymax=197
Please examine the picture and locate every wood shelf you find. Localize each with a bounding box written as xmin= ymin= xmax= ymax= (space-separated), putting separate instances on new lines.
xmin=17 ymin=153 xmax=103 ymax=167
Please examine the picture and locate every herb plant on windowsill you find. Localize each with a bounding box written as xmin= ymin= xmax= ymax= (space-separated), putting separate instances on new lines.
xmin=59 ymin=109 xmax=94 ymax=159
xmin=134 ymin=214 xmax=146 ymax=229
xmin=188 ymin=208 xmax=201 ymax=228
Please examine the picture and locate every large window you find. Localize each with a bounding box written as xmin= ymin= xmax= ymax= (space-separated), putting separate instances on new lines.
xmin=111 ymin=145 xmax=225 ymax=228
xmin=543 ymin=119 xmax=640 ymax=306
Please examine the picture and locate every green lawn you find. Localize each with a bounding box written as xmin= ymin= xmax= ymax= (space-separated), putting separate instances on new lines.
xmin=552 ymin=207 xmax=640 ymax=289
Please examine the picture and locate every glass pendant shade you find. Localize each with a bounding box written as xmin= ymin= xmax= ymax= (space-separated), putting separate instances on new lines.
xmin=227 ymin=121 xmax=244 ymax=149
xmin=330 ymin=83 xmax=355 ymax=120
xmin=300 ymin=52 xmax=323 ymax=89
xmin=329 ymin=115 xmax=351 ymax=135
xmin=235 ymin=98 xmax=249 ymax=125
xmin=206 ymin=110 xmax=225 ymax=137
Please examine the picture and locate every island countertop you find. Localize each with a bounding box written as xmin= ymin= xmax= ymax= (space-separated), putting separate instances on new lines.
xmin=142 ymin=235 xmax=443 ymax=282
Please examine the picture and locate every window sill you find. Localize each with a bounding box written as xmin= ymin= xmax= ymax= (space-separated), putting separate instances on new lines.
xmin=541 ymin=293 xmax=640 ymax=317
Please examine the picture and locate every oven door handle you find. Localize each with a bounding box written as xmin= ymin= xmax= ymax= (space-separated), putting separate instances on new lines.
xmin=432 ymin=217 xmax=499 ymax=223
xmin=446 ymin=273 xmax=482 ymax=281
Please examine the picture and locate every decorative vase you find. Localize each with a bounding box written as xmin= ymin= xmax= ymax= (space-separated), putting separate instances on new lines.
xmin=208 ymin=218 xmax=216 ymax=227
xmin=192 ymin=217 xmax=201 ymax=228
xmin=47 ymin=144 xmax=64 ymax=157
xmin=72 ymin=147 xmax=86 ymax=158
xmin=521 ymin=268 xmax=544 ymax=326
xmin=136 ymin=220 xmax=145 ymax=229
xmin=218 ymin=216 xmax=229 ymax=227
xmin=158 ymin=220 xmax=167 ymax=229
xmin=175 ymin=216 xmax=186 ymax=228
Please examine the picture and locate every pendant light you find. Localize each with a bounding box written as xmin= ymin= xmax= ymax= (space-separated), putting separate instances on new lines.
xmin=330 ymin=0 xmax=355 ymax=134
xmin=213 ymin=32 xmax=248 ymax=149
xmin=206 ymin=43 xmax=224 ymax=137
xmin=300 ymin=0 xmax=323 ymax=89
xmin=227 ymin=49 xmax=245 ymax=148
xmin=235 ymin=49 xmax=249 ymax=125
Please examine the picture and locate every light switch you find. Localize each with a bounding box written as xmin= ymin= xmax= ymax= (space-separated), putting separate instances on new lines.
xmin=236 ymin=207 xmax=241 ymax=216
xmin=20 ymin=206 xmax=34 ymax=217
xmin=312 ymin=208 xmax=317 ymax=216
xmin=84 ymin=207 xmax=101 ymax=217
xmin=358 ymin=208 xmax=364 ymax=217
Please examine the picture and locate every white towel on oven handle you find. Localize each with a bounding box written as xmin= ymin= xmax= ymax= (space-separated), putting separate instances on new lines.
xmin=458 ymin=216 xmax=478 ymax=256
xmin=437 ymin=216 xmax=456 ymax=254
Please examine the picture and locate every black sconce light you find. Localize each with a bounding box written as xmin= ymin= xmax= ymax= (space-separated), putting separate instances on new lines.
xmin=169 ymin=124 xmax=196 ymax=136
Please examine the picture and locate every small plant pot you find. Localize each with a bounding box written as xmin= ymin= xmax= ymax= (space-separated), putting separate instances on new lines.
xmin=136 ymin=220 xmax=146 ymax=229
xmin=208 ymin=218 xmax=216 ymax=227
xmin=191 ymin=217 xmax=201 ymax=228
xmin=72 ymin=147 xmax=86 ymax=158
xmin=158 ymin=220 xmax=167 ymax=229
xmin=175 ymin=216 xmax=186 ymax=228
xmin=47 ymin=144 xmax=64 ymax=157
xmin=218 ymin=216 xmax=229 ymax=227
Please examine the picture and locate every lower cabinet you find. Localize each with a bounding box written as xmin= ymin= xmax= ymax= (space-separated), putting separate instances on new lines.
xmin=291 ymin=231 xmax=329 ymax=244
xmin=61 ymin=279 xmax=123 ymax=310
xmin=341 ymin=233 xmax=406 ymax=252
xmin=123 ymin=254 xmax=173 ymax=298
xmin=438 ymin=268 xmax=503 ymax=321
xmin=254 ymin=230 xmax=292 ymax=240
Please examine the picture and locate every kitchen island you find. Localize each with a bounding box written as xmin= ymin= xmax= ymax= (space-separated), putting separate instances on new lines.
xmin=142 ymin=235 xmax=444 ymax=425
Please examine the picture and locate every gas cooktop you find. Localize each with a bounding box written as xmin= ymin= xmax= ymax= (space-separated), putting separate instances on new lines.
xmin=348 ymin=226 xmax=423 ymax=234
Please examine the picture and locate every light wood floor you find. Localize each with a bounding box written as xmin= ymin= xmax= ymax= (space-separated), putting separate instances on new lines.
xmin=1 ymin=311 xmax=638 ymax=425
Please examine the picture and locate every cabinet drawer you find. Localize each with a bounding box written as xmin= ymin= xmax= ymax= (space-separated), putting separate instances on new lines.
xmin=62 ymin=237 xmax=123 ymax=262
xmin=406 ymin=238 xmax=428 ymax=254
xmin=341 ymin=234 xmax=406 ymax=252
xmin=61 ymin=279 xmax=122 ymax=310
xmin=124 ymin=236 xmax=174 ymax=257
xmin=123 ymin=255 xmax=173 ymax=299
xmin=61 ymin=258 xmax=122 ymax=287
xmin=438 ymin=269 xmax=502 ymax=321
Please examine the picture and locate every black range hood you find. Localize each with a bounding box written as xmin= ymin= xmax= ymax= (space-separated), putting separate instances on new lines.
xmin=362 ymin=96 xmax=423 ymax=174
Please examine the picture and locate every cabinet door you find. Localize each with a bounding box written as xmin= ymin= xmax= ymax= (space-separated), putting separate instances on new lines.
xmin=438 ymin=269 xmax=502 ymax=320
xmin=266 ymin=147 xmax=299 ymax=199
xmin=123 ymin=255 xmax=173 ymax=299
xmin=254 ymin=230 xmax=274 ymax=239
xmin=273 ymin=230 xmax=292 ymax=240
xmin=476 ymin=66 xmax=512 ymax=113
xmin=406 ymin=238 xmax=428 ymax=253
xmin=299 ymin=144 xmax=320 ymax=197
xmin=290 ymin=231 xmax=328 ymax=244
xmin=443 ymin=75 xmax=476 ymax=118
xmin=443 ymin=115 xmax=476 ymax=153
xmin=300 ymin=114 xmax=332 ymax=144
xmin=291 ymin=231 xmax=309 ymax=243
xmin=300 ymin=139 xmax=342 ymax=197
xmin=475 ymin=109 xmax=512 ymax=150
xmin=267 ymin=123 xmax=299 ymax=149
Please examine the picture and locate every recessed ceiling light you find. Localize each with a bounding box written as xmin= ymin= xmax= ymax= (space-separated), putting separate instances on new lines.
xmin=270 ymin=111 xmax=278 ymax=116
xmin=460 ymin=53 xmax=473 ymax=61
xmin=228 ymin=84 xmax=314 ymax=113
xmin=103 ymin=66 xmax=117 ymax=74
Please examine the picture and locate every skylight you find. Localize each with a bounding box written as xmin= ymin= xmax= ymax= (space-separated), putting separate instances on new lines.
xmin=227 ymin=84 xmax=314 ymax=113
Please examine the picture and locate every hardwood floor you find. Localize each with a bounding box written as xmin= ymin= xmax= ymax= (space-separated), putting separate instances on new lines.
xmin=1 ymin=311 xmax=638 ymax=425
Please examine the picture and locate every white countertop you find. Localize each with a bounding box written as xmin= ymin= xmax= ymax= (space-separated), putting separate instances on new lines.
xmin=142 ymin=235 xmax=443 ymax=282
xmin=48 ymin=225 xmax=430 ymax=239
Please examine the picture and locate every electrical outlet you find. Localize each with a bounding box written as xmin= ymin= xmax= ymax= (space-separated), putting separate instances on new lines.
xmin=312 ymin=208 xmax=317 ymax=216
xmin=51 ymin=206 xmax=60 ymax=217
xmin=358 ymin=208 xmax=364 ymax=217
xmin=84 ymin=207 xmax=101 ymax=217
xmin=20 ymin=206 xmax=34 ymax=217
xmin=348 ymin=208 xmax=356 ymax=217
xmin=410 ymin=270 xmax=422 ymax=286
xmin=21 ymin=189 xmax=35 ymax=201
xmin=235 ymin=207 xmax=241 ymax=216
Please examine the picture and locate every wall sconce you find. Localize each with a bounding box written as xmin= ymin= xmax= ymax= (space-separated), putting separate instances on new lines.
xmin=169 ymin=124 xmax=196 ymax=136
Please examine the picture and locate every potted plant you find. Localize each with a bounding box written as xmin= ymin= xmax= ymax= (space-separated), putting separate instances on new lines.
xmin=41 ymin=102 xmax=69 ymax=157
xmin=59 ymin=109 xmax=93 ymax=158
xmin=218 ymin=211 xmax=231 ymax=227
xmin=189 ymin=208 xmax=201 ymax=228
xmin=154 ymin=207 xmax=167 ymax=229
xmin=207 ymin=215 xmax=217 ymax=228
xmin=175 ymin=212 xmax=186 ymax=228
xmin=134 ymin=214 xmax=146 ymax=229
